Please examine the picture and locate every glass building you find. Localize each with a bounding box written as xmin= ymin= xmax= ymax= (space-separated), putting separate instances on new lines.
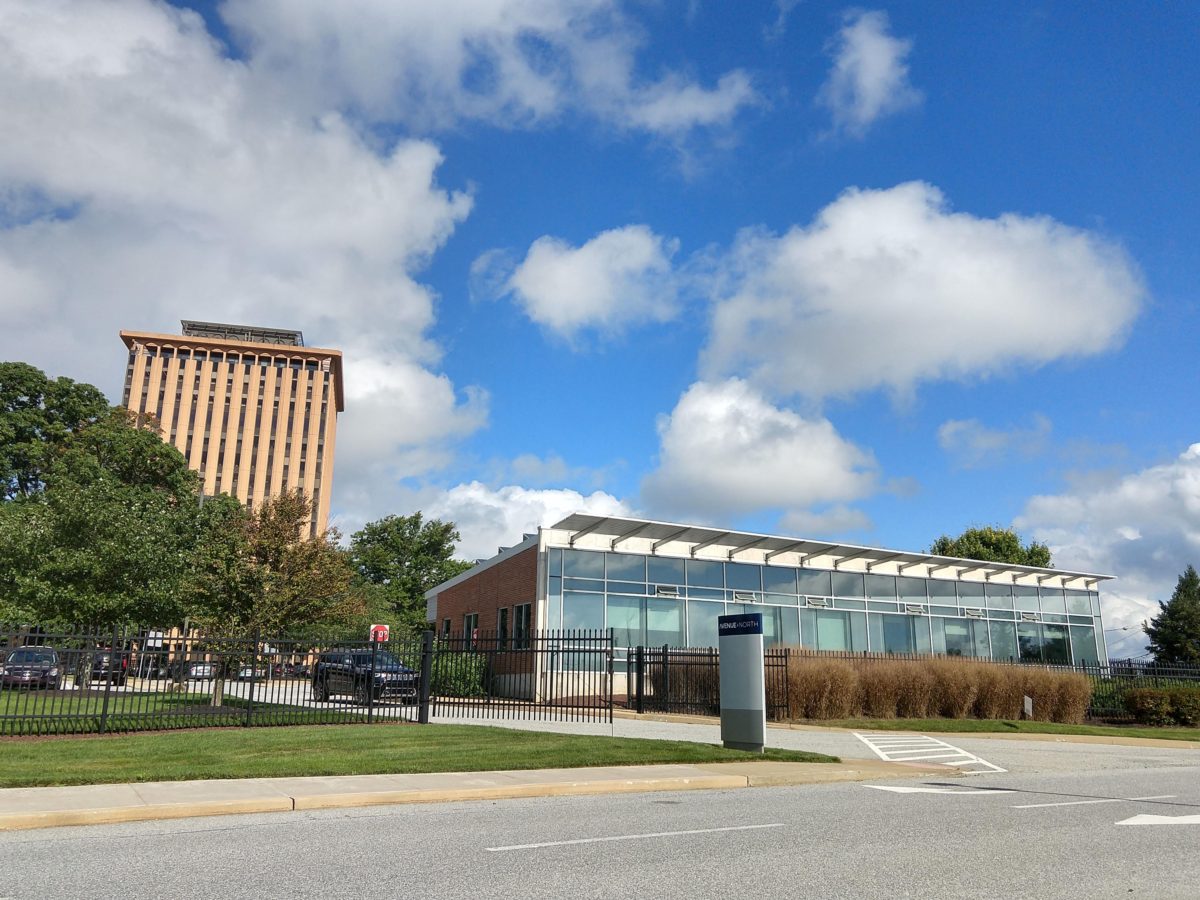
xmin=428 ymin=514 xmax=1113 ymax=674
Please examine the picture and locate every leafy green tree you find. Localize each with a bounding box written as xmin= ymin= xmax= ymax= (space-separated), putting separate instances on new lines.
xmin=1144 ymin=565 xmax=1200 ymax=665
xmin=931 ymin=526 xmax=1052 ymax=567
xmin=348 ymin=513 xmax=473 ymax=635
xmin=0 ymin=409 xmax=206 ymax=627
xmin=0 ymin=361 xmax=108 ymax=499
xmin=189 ymin=490 xmax=364 ymax=635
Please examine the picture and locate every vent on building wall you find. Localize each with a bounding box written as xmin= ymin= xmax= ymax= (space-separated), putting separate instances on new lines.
xmin=964 ymin=608 xmax=985 ymax=618
xmin=905 ymin=604 xmax=926 ymax=615
xmin=1020 ymin=611 xmax=1040 ymax=622
xmin=655 ymin=586 xmax=680 ymax=598
xmin=805 ymin=597 xmax=828 ymax=608
xmin=732 ymin=591 xmax=757 ymax=602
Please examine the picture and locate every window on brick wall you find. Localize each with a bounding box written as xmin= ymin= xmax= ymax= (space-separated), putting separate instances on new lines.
xmin=514 ymin=603 xmax=532 ymax=650
xmin=442 ymin=618 xmax=451 ymax=637
xmin=498 ymin=607 xmax=509 ymax=650
xmin=464 ymin=612 xmax=479 ymax=648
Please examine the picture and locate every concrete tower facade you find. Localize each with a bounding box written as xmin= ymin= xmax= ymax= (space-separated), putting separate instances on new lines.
xmin=119 ymin=321 xmax=344 ymax=536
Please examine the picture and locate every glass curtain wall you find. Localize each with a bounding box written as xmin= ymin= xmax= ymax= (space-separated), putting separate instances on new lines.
xmin=543 ymin=547 xmax=1105 ymax=665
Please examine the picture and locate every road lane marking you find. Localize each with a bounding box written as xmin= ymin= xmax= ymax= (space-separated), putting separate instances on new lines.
xmin=863 ymin=785 xmax=1015 ymax=795
xmin=1015 ymin=794 xmax=1175 ymax=809
xmin=1117 ymin=814 xmax=1200 ymax=825
xmin=485 ymin=823 xmax=786 ymax=852
xmin=853 ymin=732 xmax=1006 ymax=774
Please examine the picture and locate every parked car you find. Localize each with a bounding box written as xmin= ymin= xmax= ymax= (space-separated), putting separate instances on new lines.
xmin=1 ymin=647 xmax=62 ymax=690
xmin=174 ymin=660 xmax=216 ymax=680
xmin=310 ymin=649 xmax=418 ymax=704
xmin=235 ymin=664 xmax=269 ymax=681
xmin=90 ymin=644 xmax=132 ymax=685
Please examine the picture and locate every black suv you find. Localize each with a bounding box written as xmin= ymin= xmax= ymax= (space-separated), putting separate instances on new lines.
xmin=90 ymin=644 xmax=132 ymax=685
xmin=311 ymin=649 xmax=419 ymax=704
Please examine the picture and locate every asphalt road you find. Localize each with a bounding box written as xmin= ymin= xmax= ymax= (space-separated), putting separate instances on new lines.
xmin=1 ymin=759 xmax=1197 ymax=899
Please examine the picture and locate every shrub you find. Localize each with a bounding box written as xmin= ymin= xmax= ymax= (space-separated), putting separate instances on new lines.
xmin=928 ymin=659 xmax=979 ymax=718
xmin=431 ymin=651 xmax=488 ymax=697
xmin=1124 ymin=688 xmax=1175 ymax=726
xmin=973 ymin=665 xmax=1022 ymax=720
xmin=787 ymin=658 xmax=859 ymax=719
xmin=1167 ymin=687 xmax=1200 ymax=726
xmin=1019 ymin=669 xmax=1063 ymax=722
xmin=858 ymin=663 xmax=903 ymax=718
xmin=1050 ymin=673 xmax=1093 ymax=724
xmin=893 ymin=664 xmax=936 ymax=718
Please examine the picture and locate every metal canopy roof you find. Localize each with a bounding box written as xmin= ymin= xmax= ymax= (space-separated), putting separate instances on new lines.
xmin=547 ymin=513 xmax=1114 ymax=589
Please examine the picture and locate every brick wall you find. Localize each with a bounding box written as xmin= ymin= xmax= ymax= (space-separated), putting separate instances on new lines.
xmin=433 ymin=545 xmax=539 ymax=633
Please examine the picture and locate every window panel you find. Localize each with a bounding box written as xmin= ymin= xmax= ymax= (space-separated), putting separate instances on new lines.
xmin=562 ymin=548 xmax=604 ymax=578
xmin=607 ymin=595 xmax=643 ymax=648
xmin=816 ymin=610 xmax=851 ymax=651
xmin=927 ymin=580 xmax=957 ymax=602
xmin=1065 ymin=590 xmax=1092 ymax=616
xmin=1039 ymin=588 xmax=1067 ymax=614
xmin=646 ymin=597 xmax=685 ymax=646
xmin=897 ymin=577 xmax=928 ymax=603
xmin=865 ymin=574 xmax=897 ymax=599
xmin=1070 ymin=625 xmax=1101 ymax=666
xmin=562 ymin=591 xmax=604 ymax=630
xmin=687 ymin=601 xmax=723 ymax=648
xmin=989 ymin=621 xmax=1018 ymax=662
xmin=830 ymin=572 xmax=864 ymax=598
xmin=686 ymin=559 xmax=724 ymax=588
xmin=725 ymin=562 xmax=763 ymax=591
xmin=797 ymin=569 xmax=832 ymax=598
xmin=606 ymin=553 xmax=646 ymax=582
xmin=762 ymin=566 xmax=798 ymax=595
xmin=985 ymin=583 xmax=1013 ymax=609
xmin=648 ymin=556 xmax=685 ymax=585
xmin=1042 ymin=624 xmax=1069 ymax=664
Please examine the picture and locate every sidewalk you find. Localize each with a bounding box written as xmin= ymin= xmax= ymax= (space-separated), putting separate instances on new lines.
xmin=0 ymin=758 xmax=957 ymax=832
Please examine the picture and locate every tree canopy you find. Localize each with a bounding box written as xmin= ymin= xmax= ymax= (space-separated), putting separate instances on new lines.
xmin=930 ymin=526 xmax=1052 ymax=568
xmin=0 ymin=361 xmax=109 ymax=500
xmin=348 ymin=513 xmax=472 ymax=635
xmin=1144 ymin=565 xmax=1200 ymax=665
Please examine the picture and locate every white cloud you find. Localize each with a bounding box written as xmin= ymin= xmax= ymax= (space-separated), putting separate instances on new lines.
xmin=779 ymin=504 xmax=872 ymax=537
xmin=425 ymin=481 xmax=631 ymax=561
xmin=221 ymin=0 xmax=757 ymax=137
xmin=640 ymin=379 xmax=879 ymax=522
xmin=938 ymin=414 xmax=1053 ymax=469
xmin=817 ymin=9 xmax=921 ymax=137
xmin=702 ymin=182 xmax=1144 ymax=401
xmin=501 ymin=225 xmax=680 ymax=339
xmin=0 ymin=0 xmax=483 ymax=522
xmin=1016 ymin=444 xmax=1200 ymax=658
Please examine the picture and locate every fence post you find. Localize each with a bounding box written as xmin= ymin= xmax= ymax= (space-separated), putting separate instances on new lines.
xmin=606 ymin=629 xmax=614 ymax=725
xmin=661 ymin=644 xmax=670 ymax=711
xmin=245 ymin=630 xmax=259 ymax=727
xmin=635 ymin=646 xmax=645 ymax=714
xmin=98 ymin=623 xmax=119 ymax=735
xmin=418 ymin=630 xmax=434 ymax=725
xmin=367 ymin=636 xmax=377 ymax=724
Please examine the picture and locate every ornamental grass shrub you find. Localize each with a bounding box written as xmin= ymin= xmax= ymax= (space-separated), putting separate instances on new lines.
xmin=1124 ymin=686 xmax=1200 ymax=726
xmin=783 ymin=653 xmax=1094 ymax=724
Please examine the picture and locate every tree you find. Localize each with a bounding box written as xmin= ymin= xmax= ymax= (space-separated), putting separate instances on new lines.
xmin=348 ymin=513 xmax=473 ymax=635
xmin=188 ymin=490 xmax=365 ymax=635
xmin=1144 ymin=565 xmax=1200 ymax=665
xmin=0 ymin=361 xmax=108 ymax=499
xmin=0 ymin=408 xmax=206 ymax=627
xmin=931 ymin=526 xmax=1052 ymax=567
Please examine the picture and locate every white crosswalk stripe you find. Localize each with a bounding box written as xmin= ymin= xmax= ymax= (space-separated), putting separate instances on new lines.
xmin=854 ymin=732 xmax=1006 ymax=774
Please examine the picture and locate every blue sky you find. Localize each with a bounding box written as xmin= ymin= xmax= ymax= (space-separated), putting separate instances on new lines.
xmin=1 ymin=1 xmax=1197 ymax=657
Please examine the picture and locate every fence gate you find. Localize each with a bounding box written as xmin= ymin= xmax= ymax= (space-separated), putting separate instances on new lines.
xmin=628 ymin=646 xmax=791 ymax=721
xmin=430 ymin=629 xmax=613 ymax=723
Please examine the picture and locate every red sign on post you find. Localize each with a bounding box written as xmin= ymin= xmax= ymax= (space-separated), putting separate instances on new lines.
xmin=370 ymin=624 xmax=390 ymax=643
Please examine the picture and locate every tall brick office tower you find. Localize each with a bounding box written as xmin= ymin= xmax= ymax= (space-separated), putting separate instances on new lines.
xmin=119 ymin=321 xmax=344 ymax=537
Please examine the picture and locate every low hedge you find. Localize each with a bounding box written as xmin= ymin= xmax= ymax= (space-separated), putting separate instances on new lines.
xmin=1124 ymin=686 xmax=1200 ymax=726
xmin=785 ymin=654 xmax=1093 ymax=724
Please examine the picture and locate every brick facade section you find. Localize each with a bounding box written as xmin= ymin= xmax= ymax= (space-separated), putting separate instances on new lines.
xmin=433 ymin=545 xmax=539 ymax=633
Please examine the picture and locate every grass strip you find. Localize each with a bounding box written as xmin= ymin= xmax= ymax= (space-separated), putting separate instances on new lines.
xmin=0 ymin=723 xmax=836 ymax=788
xmin=805 ymin=717 xmax=1200 ymax=742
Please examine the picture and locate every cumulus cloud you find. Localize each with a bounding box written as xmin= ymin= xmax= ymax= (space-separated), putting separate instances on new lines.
xmin=425 ymin=482 xmax=631 ymax=561
xmin=938 ymin=414 xmax=1053 ymax=469
xmin=0 ymin=0 xmax=482 ymax=520
xmin=817 ymin=9 xmax=921 ymax=136
xmin=221 ymin=0 xmax=757 ymax=137
xmin=1016 ymin=444 xmax=1200 ymax=658
xmin=640 ymin=379 xmax=879 ymax=522
xmin=499 ymin=225 xmax=680 ymax=339
xmin=702 ymin=182 xmax=1144 ymax=401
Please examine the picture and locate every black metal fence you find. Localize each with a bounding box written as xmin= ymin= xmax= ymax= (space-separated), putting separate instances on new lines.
xmin=624 ymin=646 xmax=1200 ymax=723
xmin=627 ymin=646 xmax=791 ymax=721
xmin=0 ymin=625 xmax=613 ymax=736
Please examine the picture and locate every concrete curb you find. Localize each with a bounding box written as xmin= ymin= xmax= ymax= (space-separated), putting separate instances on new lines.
xmin=0 ymin=760 xmax=958 ymax=832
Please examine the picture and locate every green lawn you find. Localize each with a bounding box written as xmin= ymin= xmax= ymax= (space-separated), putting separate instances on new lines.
xmin=805 ymin=717 xmax=1200 ymax=742
xmin=0 ymin=723 xmax=837 ymax=788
